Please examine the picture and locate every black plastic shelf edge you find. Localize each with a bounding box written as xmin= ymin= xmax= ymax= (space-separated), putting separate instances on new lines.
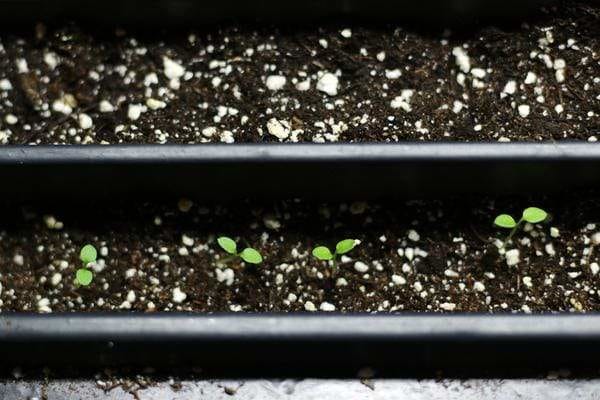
xmin=1 ymin=143 xmax=599 ymax=200
xmin=1 ymin=314 xmax=600 ymax=375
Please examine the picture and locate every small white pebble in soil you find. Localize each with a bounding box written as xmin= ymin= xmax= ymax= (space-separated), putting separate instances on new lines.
xmin=518 ymin=104 xmax=531 ymax=118
xmin=391 ymin=274 xmax=406 ymax=285
xmin=78 ymin=113 xmax=93 ymax=130
xmin=295 ymin=79 xmax=310 ymax=91
xmin=304 ymin=301 xmax=317 ymax=312
xmin=506 ymin=249 xmax=520 ymax=266
xmin=354 ymin=261 xmax=369 ymax=273
xmin=172 ymin=287 xmax=187 ymax=303
xmin=591 ymin=232 xmax=600 ymax=245
xmin=385 ymin=69 xmax=401 ymax=79
xmin=336 ymin=277 xmax=348 ymax=287
xmin=13 ymin=254 xmax=23 ymax=266
xmin=407 ymin=230 xmax=420 ymax=242
xmin=439 ymin=302 xmax=456 ymax=311
xmin=0 ymin=79 xmax=12 ymax=91
xmin=215 ymin=268 xmax=235 ymax=286
xmin=266 ymin=118 xmax=291 ymax=140
xmin=319 ymin=302 xmax=336 ymax=312
xmin=545 ymin=243 xmax=556 ymax=256
xmin=591 ymin=263 xmax=600 ymax=276
xmin=340 ymin=28 xmax=352 ymax=38
xmin=146 ymin=98 xmax=167 ymax=110
xmin=316 ymin=72 xmax=339 ymax=96
xmin=181 ymin=234 xmax=194 ymax=247
xmin=265 ymin=75 xmax=286 ymax=91
xmin=473 ymin=281 xmax=486 ymax=292
xmin=5 ymin=114 xmax=17 ymax=125
xmin=524 ymin=71 xmax=537 ymax=84
xmin=37 ymin=298 xmax=52 ymax=313
xmin=502 ymin=80 xmax=517 ymax=96
xmin=550 ymin=227 xmax=560 ymax=238
xmin=163 ymin=56 xmax=185 ymax=80
xmin=99 ymin=100 xmax=115 ymax=113
xmin=523 ymin=276 xmax=533 ymax=288
xmin=452 ymin=46 xmax=471 ymax=73
xmin=51 ymin=273 xmax=62 ymax=286
xmin=127 ymin=104 xmax=145 ymax=121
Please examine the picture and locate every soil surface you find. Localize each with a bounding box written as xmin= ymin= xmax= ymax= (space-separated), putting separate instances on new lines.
xmin=0 ymin=193 xmax=599 ymax=313
xmin=0 ymin=0 xmax=598 ymax=144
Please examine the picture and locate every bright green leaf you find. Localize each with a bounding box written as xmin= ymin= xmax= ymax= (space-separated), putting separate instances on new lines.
xmin=312 ymin=246 xmax=334 ymax=261
xmin=335 ymin=239 xmax=357 ymax=255
xmin=240 ymin=248 xmax=263 ymax=264
xmin=80 ymin=244 xmax=97 ymax=264
xmin=75 ymin=268 xmax=93 ymax=286
xmin=494 ymin=214 xmax=517 ymax=228
xmin=522 ymin=207 xmax=548 ymax=224
xmin=217 ymin=236 xmax=237 ymax=254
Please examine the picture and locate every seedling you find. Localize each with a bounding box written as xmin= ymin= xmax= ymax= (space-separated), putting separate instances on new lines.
xmin=312 ymin=239 xmax=358 ymax=272
xmin=217 ymin=236 xmax=263 ymax=266
xmin=494 ymin=207 xmax=548 ymax=247
xmin=75 ymin=244 xmax=97 ymax=286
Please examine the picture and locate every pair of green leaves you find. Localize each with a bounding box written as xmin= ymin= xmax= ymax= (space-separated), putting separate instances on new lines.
xmin=494 ymin=207 xmax=548 ymax=228
xmin=217 ymin=236 xmax=263 ymax=264
xmin=312 ymin=239 xmax=357 ymax=261
xmin=75 ymin=244 xmax=97 ymax=286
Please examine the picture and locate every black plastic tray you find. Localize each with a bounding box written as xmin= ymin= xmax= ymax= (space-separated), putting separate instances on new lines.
xmin=0 ymin=0 xmax=552 ymax=25
xmin=1 ymin=143 xmax=600 ymax=200
xmin=1 ymin=313 xmax=600 ymax=376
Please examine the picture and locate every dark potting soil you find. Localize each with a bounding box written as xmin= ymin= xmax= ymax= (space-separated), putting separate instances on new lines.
xmin=0 ymin=193 xmax=599 ymax=313
xmin=0 ymin=0 xmax=598 ymax=144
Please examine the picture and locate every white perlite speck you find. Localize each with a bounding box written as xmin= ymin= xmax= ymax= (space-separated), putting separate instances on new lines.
xmin=295 ymin=79 xmax=310 ymax=91
xmin=163 ymin=56 xmax=185 ymax=80
xmin=506 ymin=249 xmax=520 ymax=266
xmin=319 ymin=302 xmax=336 ymax=312
xmin=550 ymin=227 xmax=560 ymax=237
xmin=340 ymin=29 xmax=352 ymax=38
xmin=473 ymin=281 xmax=486 ymax=292
xmin=216 ymin=268 xmax=235 ymax=286
xmin=265 ymin=75 xmax=286 ymax=91
xmin=266 ymin=118 xmax=291 ymax=140
xmin=391 ymin=274 xmax=406 ymax=285
xmin=591 ymin=263 xmax=599 ymax=276
xmin=354 ymin=261 xmax=369 ymax=273
xmin=172 ymin=287 xmax=187 ymax=303
xmin=202 ymin=126 xmax=217 ymax=138
xmin=99 ymin=100 xmax=115 ymax=113
xmin=440 ymin=302 xmax=456 ymax=311
xmin=51 ymin=273 xmax=62 ymax=286
xmin=390 ymin=90 xmax=414 ymax=112
xmin=407 ymin=229 xmax=420 ymax=242
xmin=5 ymin=114 xmax=17 ymax=125
xmin=523 ymin=276 xmax=533 ymax=288
xmin=304 ymin=301 xmax=317 ymax=312
xmin=591 ymin=232 xmax=600 ymax=245
xmin=78 ymin=113 xmax=93 ymax=129
xmin=452 ymin=46 xmax=471 ymax=73
xmin=37 ymin=298 xmax=52 ymax=313
xmin=146 ymin=98 xmax=167 ymax=110
xmin=316 ymin=72 xmax=339 ymax=96
xmin=502 ymin=80 xmax=517 ymax=97
xmin=518 ymin=104 xmax=530 ymax=118
xmin=0 ymin=79 xmax=12 ymax=91
xmin=128 ymin=104 xmax=146 ymax=120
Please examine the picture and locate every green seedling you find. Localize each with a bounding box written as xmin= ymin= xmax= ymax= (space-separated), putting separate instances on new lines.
xmin=217 ymin=236 xmax=263 ymax=266
xmin=312 ymin=239 xmax=358 ymax=272
xmin=494 ymin=207 xmax=548 ymax=247
xmin=75 ymin=244 xmax=97 ymax=286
